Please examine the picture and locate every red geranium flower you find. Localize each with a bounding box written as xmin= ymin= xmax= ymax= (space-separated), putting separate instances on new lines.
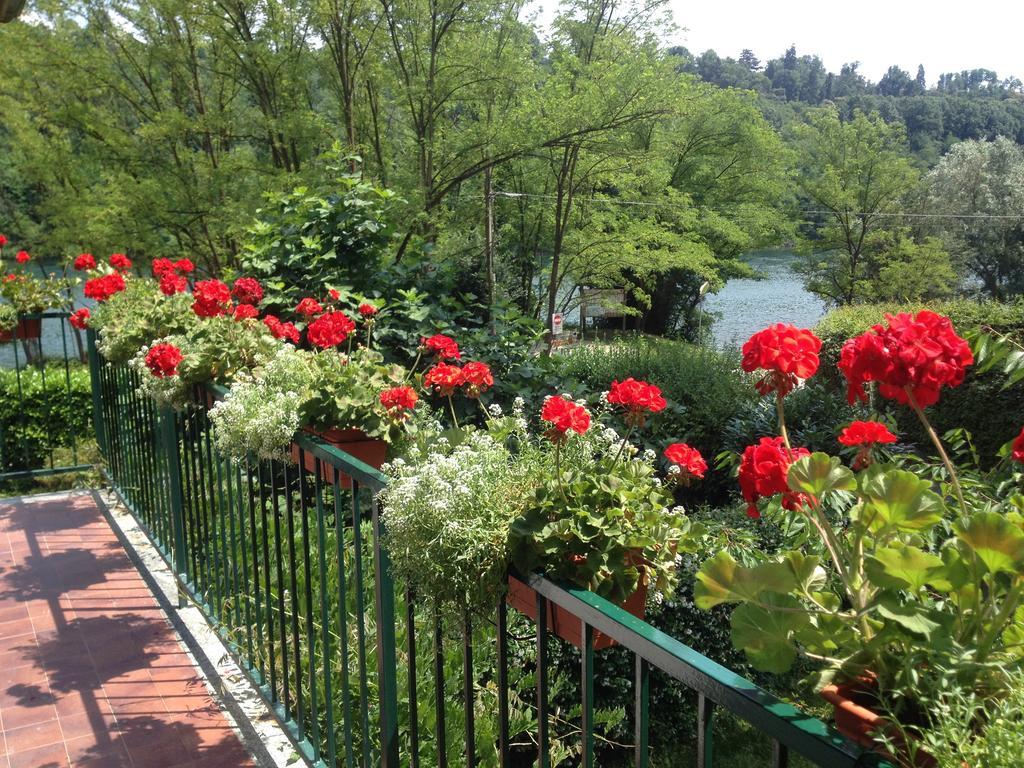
xmin=145 ymin=343 xmax=184 ymax=378
xmin=15 ymin=250 xmax=30 ymax=264
xmin=423 ymin=362 xmax=464 ymax=396
xmin=109 ymin=253 xmax=132 ymax=271
xmin=173 ymin=258 xmax=194 ymax=274
xmin=838 ymin=311 xmax=973 ymax=408
xmin=159 ymin=273 xmax=188 ymax=296
xmin=296 ymin=297 xmax=323 ymax=317
xmin=607 ymin=377 xmax=667 ymax=427
xmin=380 ymin=386 xmax=418 ymax=420
xmin=73 ymin=253 xmax=96 ymax=271
xmin=263 ymin=315 xmax=300 ymax=344
xmin=231 ymin=277 xmax=263 ymax=306
xmin=460 ymin=361 xmax=493 ymax=398
xmin=541 ymin=395 xmax=591 ymax=442
xmin=422 ymin=334 xmax=461 ymax=361
xmin=664 ymin=442 xmax=707 ymax=480
xmin=306 ymin=311 xmax=355 ymax=348
xmin=738 ymin=436 xmax=811 ymax=519
xmin=152 ymin=258 xmax=175 ymax=278
xmin=358 ymin=303 xmax=378 ymax=318
xmin=69 ymin=308 xmax=90 ymax=330
xmin=741 ymin=324 xmax=822 ymax=397
xmin=233 ymin=304 xmax=259 ymax=320
xmin=84 ymin=272 xmax=127 ymax=302
xmin=0 ymin=234 xmax=7 ymax=247
xmin=192 ymin=279 xmax=232 ymax=318
xmin=838 ymin=420 xmax=897 ymax=447
xmin=1011 ymin=426 xmax=1024 ymax=465
xmin=4 ymin=274 xmax=16 ymax=283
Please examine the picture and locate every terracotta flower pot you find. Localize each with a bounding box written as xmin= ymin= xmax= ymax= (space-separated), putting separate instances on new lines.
xmin=821 ymin=679 xmax=936 ymax=768
xmin=506 ymin=571 xmax=647 ymax=650
xmin=290 ymin=427 xmax=387 ymax=489
xmin=0 ymin=317 xmax=41 ymax=343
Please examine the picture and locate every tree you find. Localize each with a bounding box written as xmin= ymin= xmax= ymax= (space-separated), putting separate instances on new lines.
xmin=738 ymin=49 xmax=760 ymax=71
xmin=924 ymin=137 xmax=1024 ymax=298
xmin=793 ymin=108 xmax=919 ymax=305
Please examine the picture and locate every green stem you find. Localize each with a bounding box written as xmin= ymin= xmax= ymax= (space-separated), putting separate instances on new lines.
xmin=555 ymin=441 xmax=567 ymax=503
xmin=447 ymin=395 xmax=460 ymax=429
xmin=976 ymin=578 xmax=1024 ymax=661
xmin=904 ymin=386 xmax=968 ymax=519
xmin=613 ymin=423 xmax=635 ymax=464
xmin=405 ymin=350 xmax=423 ymax=383
xmin=776 ymin=392 xmax=792 ymax=451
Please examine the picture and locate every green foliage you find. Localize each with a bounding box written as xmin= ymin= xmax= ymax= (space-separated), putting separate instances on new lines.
xmin=0 ymin=363 xmax=92 ymax=473
xmin=92 ymin=279 xmax=197 ymax=365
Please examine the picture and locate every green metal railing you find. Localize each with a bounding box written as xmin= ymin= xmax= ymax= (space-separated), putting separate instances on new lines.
xmin=89 ymin=330 xmax=891 ymax=768
xmin=0 ymin=310 xmax=92 ymax=481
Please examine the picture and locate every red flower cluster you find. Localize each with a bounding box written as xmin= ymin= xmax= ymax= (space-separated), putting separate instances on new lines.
xmin=233 ymin=304 xmax=259 ymax=321
xmin=741 ymin=324 xmax=822 ymax=397
xmin=1012 ymin=427 xmax=1024 ymax=465
xmin=231 ymin=277 xmax=263 ymax=306
xmin=69 ymin=308 xmax=90 ymax=330
xmin=380 ymin=386 xmax=418 ymax=420
xmin=263 ymin=314 xmax=300 ymax=343
xmin=738 ymin=436 xmax=811 ymax=519
xmin=15 ymin=250 xmax=30 ymax=264
xmin=192 ymin=279 xmax=232 ymax=318
xmin=73 ymin=253 xmax=96 ymax=271
xmin=84 ymin=272 xmax=127 ymax=302
xmin=358 ymin=303 xmax=378 ymax=318
xmin=422 ymin=334 xmax=460 ymax=361
xmin=296 ymin=297 xmax=323 ymax=317
xmin=109 ymin=253 xmax=132 ymax=271
xmin=460 ymin=361 xmax=493 ymax=398
xmin=838 ymin=311 xmax=973 ymax=408
xmin=145 ymin=343 xmax=184 ymax=378
xmin=160 ymin=273 xmax=188 ymax=296
xmin=0 ymin=234 xmax=6 ymax=247
xmin=307 ymin=311 xmax=355 ymax=348
xmin=664 ymin=443 xmax=707 ymax=480
xmin=154 ymin=258 xmax=193 ymax=295
xmin=423 ymin=362 xmax=464 ymax=396
xmin=541 ymin=396 xmax=591 ymax=441
xmin=607 ymin=377 xmax=666 ymax=426
xmin=838 ymin=420 xmax=897 ymax=447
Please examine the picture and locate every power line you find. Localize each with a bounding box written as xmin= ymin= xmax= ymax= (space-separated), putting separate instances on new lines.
xmin=493 ymin=189 xmax=1024 ymax=220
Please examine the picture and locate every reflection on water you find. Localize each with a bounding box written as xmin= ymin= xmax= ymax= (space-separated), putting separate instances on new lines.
xmin=703 ymin=249 xmax=825 ymax=348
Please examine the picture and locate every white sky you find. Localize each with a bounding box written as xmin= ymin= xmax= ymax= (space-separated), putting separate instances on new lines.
xmin=531 ymin=1 xmax=1024 ymax=85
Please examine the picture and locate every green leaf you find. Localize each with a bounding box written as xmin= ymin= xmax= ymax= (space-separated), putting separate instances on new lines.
xmin=955 ymin=512 xmax=1024 ymax=575
xmin=876 ymin=599 xmax=941 ymax=639
xmin=787 ymin=453 xmax=856 ymax=497
xmin=730 ymin=594 xmax=809 ymax=673
xmin=781 ymin=551 xmax=826 ymax=593
xmin=694 ymin=551 xmax=797 ymax=609
xmin=864 ymin=545 xmax=944 ymax=592
xmin=859 ymin=465 xmax=945 ymax=532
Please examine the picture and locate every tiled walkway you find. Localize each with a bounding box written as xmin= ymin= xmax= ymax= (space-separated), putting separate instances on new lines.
xmin=0 ymin=493 xmax=255 ymax=768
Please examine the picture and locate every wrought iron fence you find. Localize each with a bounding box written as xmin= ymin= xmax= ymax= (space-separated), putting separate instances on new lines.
xmin=89 ymin=329 xmax=891 ymax=768
xmin=0 ymin=310 xmax=93 ymax=482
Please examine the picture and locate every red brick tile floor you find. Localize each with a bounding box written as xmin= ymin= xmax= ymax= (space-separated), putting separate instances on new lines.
xmin=0 ymin=493 xmax=256 ymax=768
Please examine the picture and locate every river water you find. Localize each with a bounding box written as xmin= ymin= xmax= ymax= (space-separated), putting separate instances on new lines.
xmin=703 ymin=249 xmax=825 ymax=348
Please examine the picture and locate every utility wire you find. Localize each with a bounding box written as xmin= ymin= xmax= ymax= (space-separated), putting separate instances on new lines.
xmin=493 ymin=189 xmax=1024 ymax=220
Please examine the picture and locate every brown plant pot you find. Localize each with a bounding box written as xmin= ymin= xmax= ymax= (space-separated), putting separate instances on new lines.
xmin=0 ymin=318 xmax=41 ymax=343
xmin=290 ymin=427 xmax=387 ymax=489
xmin=506 ymin=572 xmax=647 ymax=650
xmin=821 ymin=680 xmax=936 ymax=768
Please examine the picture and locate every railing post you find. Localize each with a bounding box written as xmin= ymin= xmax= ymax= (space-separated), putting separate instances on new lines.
xmin=160 ymin=405 xmax=188 ymax=608
xmin=372 ymin=494 xmax=401 ymax=767
xmin=85 ymin=329 xmax=108 ymax=456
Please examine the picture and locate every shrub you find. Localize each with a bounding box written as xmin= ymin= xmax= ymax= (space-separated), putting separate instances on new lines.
xmin=815 ymin=300 xmax=1024 ymax=462
xmin=0 ymin=363 xmax=93 ymax=473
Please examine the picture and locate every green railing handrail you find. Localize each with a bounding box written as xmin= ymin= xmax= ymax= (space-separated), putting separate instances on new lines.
xmin=89 ymin=336 xmax=894 ymax=768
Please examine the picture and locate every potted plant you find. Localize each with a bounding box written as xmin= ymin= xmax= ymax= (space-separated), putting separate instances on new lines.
xmin=0 ymin=245 xmax=76 ymax=342
xmin=693 ymin=316 xmax=1024 ymax=760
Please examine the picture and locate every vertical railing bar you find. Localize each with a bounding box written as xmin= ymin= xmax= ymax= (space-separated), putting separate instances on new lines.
xmin=59 ymin=317 xmax=78 ymax=465
xmin=37 ymin=331 xmax=54 ymax=469
xmin=772 ymin=739 xmax=789 ymax=768
xmin=333 ymin=467 xmax=356 ymax=768
xmin=433 ymin=612 xmax=447 ymax=768
xmin=223 ymin=453 xmax=243 ymax=636
xmin=273 ymin=460 xmax=291 ymax=713
xmin=206 ymin=417 xmax=226 ymax=620
xmin=161 ymin=406 xmax=187 ymax=598
xmin=86 ymin=330 xmax=107 ymax=458
xmin=350 ymin=481 xmax=372 ymax=768
xmin=181 ymin=411 xmax=203 ymax=589
xmin=581 ymin=622 xmax=594 ymax=768
xmin=262 ymin=460 xmax=279 ymax=701
xmin=496 ymin=598 xmax=509 ymax=768
xmin=285 ymin=459 xmax=305 ymax=738
xmin=10 ymin=330 xmax=28 ymax=475
xmin=697 ymin=693 xmax=716 ymax=768
xmin=249 ymin=459 xmax=266 ymax=679
xmin=536 ymin=592 xmax=550 ymax=768
xmin=193 ymin=407 xmax=214 ymax=604
xmin=314 ymin=465 xmax=337 ymax=765
xmin=236 ymin=463 xmax=255 ymax=666
xmin=299 ymin=456 xmax=320 ymax=753
xmin=371 ymin=486 xmax=400 ymax=768
xmin=406 ymin=589 xmax=419 ymax=768
xmin=463 ymin=611 xmax=476 ymax=768
xmin=634 ymin=655 xmax=649 ymax=768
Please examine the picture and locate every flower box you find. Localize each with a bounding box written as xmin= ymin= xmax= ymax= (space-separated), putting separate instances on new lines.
xmin=0 ymin=317 xmax=41 ymax=343
xmin=506 ymin=572 xmax=647 ymax=650
xmin=290 ymin=426 xmax=387 ymax=489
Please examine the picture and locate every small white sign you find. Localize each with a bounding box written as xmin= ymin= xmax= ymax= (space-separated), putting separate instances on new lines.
xmin=551 ymin=313 xmax=564 ymax=335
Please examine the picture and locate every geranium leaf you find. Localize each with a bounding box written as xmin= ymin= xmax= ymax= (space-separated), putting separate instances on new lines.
xmin=864 ymin=545 xmax=944 ymax=592
xmin=876 ymin=598 xmax=941 ymax=639
xmin=694 ymin=551 xmax=797 ymax=609
xmin=859 ymin=465 xmax=945 ymax=532
xmin=730 ymin=594 xmax=809 ymax=673
xmin=955 ymin=512 xmax=1024 ymax=575
xmin=787 ymin=453 xmax=856 ymax=497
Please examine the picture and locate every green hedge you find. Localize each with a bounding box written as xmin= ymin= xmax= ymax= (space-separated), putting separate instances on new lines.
xmin=815 ymin=300 xmax=1024 ymax=463
xmin=0 ymin=362 xmax=93 ymax=474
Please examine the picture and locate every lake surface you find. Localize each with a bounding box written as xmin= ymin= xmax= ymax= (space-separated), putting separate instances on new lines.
xmin=703 ymin=249 xmax=825 ymax=348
